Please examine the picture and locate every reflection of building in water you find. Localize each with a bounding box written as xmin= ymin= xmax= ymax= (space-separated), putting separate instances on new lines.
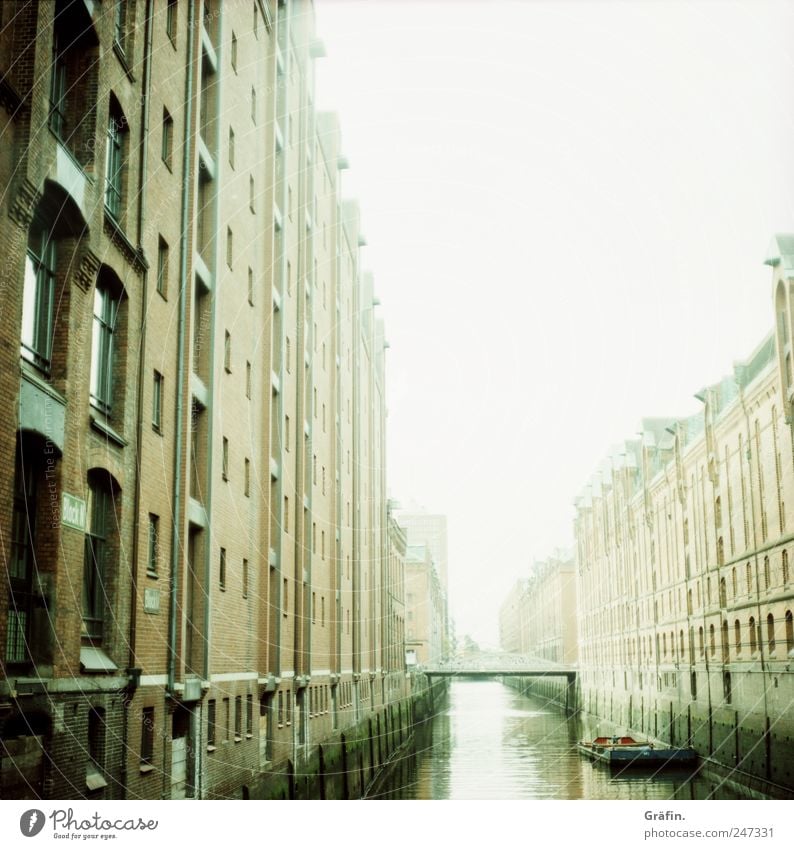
xmin=0 ymin=0 xmax=407 ymax=800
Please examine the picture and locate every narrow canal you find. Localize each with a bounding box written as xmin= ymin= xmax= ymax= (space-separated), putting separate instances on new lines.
xmin=371 ymin=680 xmax=760 ymax=799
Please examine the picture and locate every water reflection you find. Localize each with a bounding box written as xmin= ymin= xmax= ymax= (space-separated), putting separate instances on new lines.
xmin=374 ymin=680 xmax=759 ymax=800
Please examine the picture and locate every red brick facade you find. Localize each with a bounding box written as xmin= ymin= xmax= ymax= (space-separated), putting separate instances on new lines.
xmin=0 ymin=0 xmax=409 ymax=801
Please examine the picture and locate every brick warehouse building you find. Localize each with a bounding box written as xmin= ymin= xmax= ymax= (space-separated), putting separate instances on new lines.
xmin=0 ymin=0 xmax=410 ymax=800
xmin=575 ymin=235 xmax=794 ymax=793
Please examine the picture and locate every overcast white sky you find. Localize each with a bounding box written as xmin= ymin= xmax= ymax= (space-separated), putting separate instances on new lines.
xmin=314 ymin=0 xmax=794 ymax=647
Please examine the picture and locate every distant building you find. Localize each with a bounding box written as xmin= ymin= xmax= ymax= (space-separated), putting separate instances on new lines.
xmin=525 ymin=555 xmax=578 ymax=664
xmin=385 ymin=506 xmax=408 ymax=680
xmin=499 ymin=580 xmax=528 ymax=654
xmin=498 ymin=555 xmax=577 ymax=664
xmin=397 ymin=508 xmax=450 ymax=657
xmin=404 ymin=544 xmax=445 ymax=665
xmin=397 ymin=510 xmax=448 ymax=593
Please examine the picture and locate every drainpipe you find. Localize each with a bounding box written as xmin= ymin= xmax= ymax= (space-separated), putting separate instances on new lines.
xmin=167 ymin=0 xmax=196 ymax=698
xmin=125 ymin=0 xmax=154 ymax=800
xmin=203 ymin=8 xmax=225 ymax=686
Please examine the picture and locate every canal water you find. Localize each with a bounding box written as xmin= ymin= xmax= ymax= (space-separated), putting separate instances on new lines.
xmin=371 ymin=680 xmax=759 ymax=800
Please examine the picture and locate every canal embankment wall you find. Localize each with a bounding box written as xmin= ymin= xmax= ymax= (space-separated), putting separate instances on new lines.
xmin=504 ymin=676 xmax=579 ymax=714
xmin=579 ymin=674 xmax=794 ymax=798
xmin=504 ymin=672 xmax=793 ymax=796
xmin=247 ymin=675 xmax=446 ymax=799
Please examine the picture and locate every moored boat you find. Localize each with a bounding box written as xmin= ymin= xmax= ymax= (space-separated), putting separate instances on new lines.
xmin=577 ymin=736 xmax=698 ymax=768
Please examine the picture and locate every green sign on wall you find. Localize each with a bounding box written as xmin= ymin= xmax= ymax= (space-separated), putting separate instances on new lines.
xmin=62 ymin=492 xmax=87 ymax=531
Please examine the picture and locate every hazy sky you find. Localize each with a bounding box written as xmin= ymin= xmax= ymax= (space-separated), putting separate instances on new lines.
xmin=314 ymin=0 xmax=794 ymax=646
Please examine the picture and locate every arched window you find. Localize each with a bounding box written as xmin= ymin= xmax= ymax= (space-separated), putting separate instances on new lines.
xmin=90 ymin=285 xmax=120 ymax=415
xmin=722 ymin=620 xmax=729 ymax=662
xmin=709 ymin=624 xmax=716 ymax=657
xmin=82 ymin=470 xmax=120 ymax=642
xmin=719 ymin=577 xmax=727 ymax=608
xmin=732 ymin=566 xmax=737 ymax=598
xmin=698 ymin=626 xmax=704 ymax=658
xmin=747 ymin=562 xmax=753 ymax=594
xmin=783 ymin=551 xmax=789 ymax=586
xmin=717 ymin=536 xmax=724 ymax=566
xmin=49 ymin=0 xmax=99 ymax=166
xmin=734 ymin=619 xmax=741 ymax=654
xmin=723 ymin=671 xmax=732 ymax=704
xmin=7 ymin=437 xmax=41 ymax=666
xmin=749 ymin=616 xmax=757 ymax=654
xmin=786 ymin=611 xmax=793 ymax=655
xmin=764 ymin=556 xmax=771 ymax=591
xmin=767 ymin=613 xmax=775 ymax=655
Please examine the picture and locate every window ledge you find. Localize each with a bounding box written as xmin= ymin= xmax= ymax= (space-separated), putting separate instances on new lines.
xmin=90 ymin=414 xmax=128 ymax=448
xmin=103 ymin=211 xmax=148 ymax=274
xmin=245 ymin=733 xmax=253 ymax=739
xmin=234 ymin=736 xmax=242 ymax=743
xmin=112 ymin=40 xmax=136 ymax=82
xmin=20 ymin=363 xmax=66 ymax=405
xmin=139 ymin=764 xmax=155 ymax=774
xmin=146 ymin=570 xmax=158 ymax=580
xmin=206 ymin=745 xmax=216 ymax=752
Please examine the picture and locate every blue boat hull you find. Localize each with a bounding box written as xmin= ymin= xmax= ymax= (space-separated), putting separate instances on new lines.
xmin=578 ymin=743 xmax=698 ymax=768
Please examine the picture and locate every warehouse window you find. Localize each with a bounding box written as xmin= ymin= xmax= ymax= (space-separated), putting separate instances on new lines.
xmin=157 ymin=236 xmax=169 ymax=296
xmin=162 ymin=108 xmax=174 ymax=169
xmin=82 ymin=471 xmax=119 ymax=641
xmin=105 ymin=96 xmax=127 ymax=221
xmin=6 ymin=439 xmax=40 ymax=666
xmin=166 ymin=0 xmax=178 ymax=45
xmin=152 ymin=370 xmax=163 ymax=431
xmin=89 ymin=279 xmax=122 ymax=415
xmin=147 ymin=514 xmax=159 ymax=577
xmin=140 ymin=707 xmax=154 ymax=768
xmin=21 ymin=228 xmax=57 ymax=373
xmin=207 ymin=699 xmax=216 ymax=749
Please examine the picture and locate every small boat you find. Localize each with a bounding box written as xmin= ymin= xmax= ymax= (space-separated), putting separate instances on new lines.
xmin=577 ymin=736 xmax=698 ymax=767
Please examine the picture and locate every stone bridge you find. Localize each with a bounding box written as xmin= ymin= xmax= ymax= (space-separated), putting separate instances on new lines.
xmin=422 ymin=652 xmax=577 ymax=683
